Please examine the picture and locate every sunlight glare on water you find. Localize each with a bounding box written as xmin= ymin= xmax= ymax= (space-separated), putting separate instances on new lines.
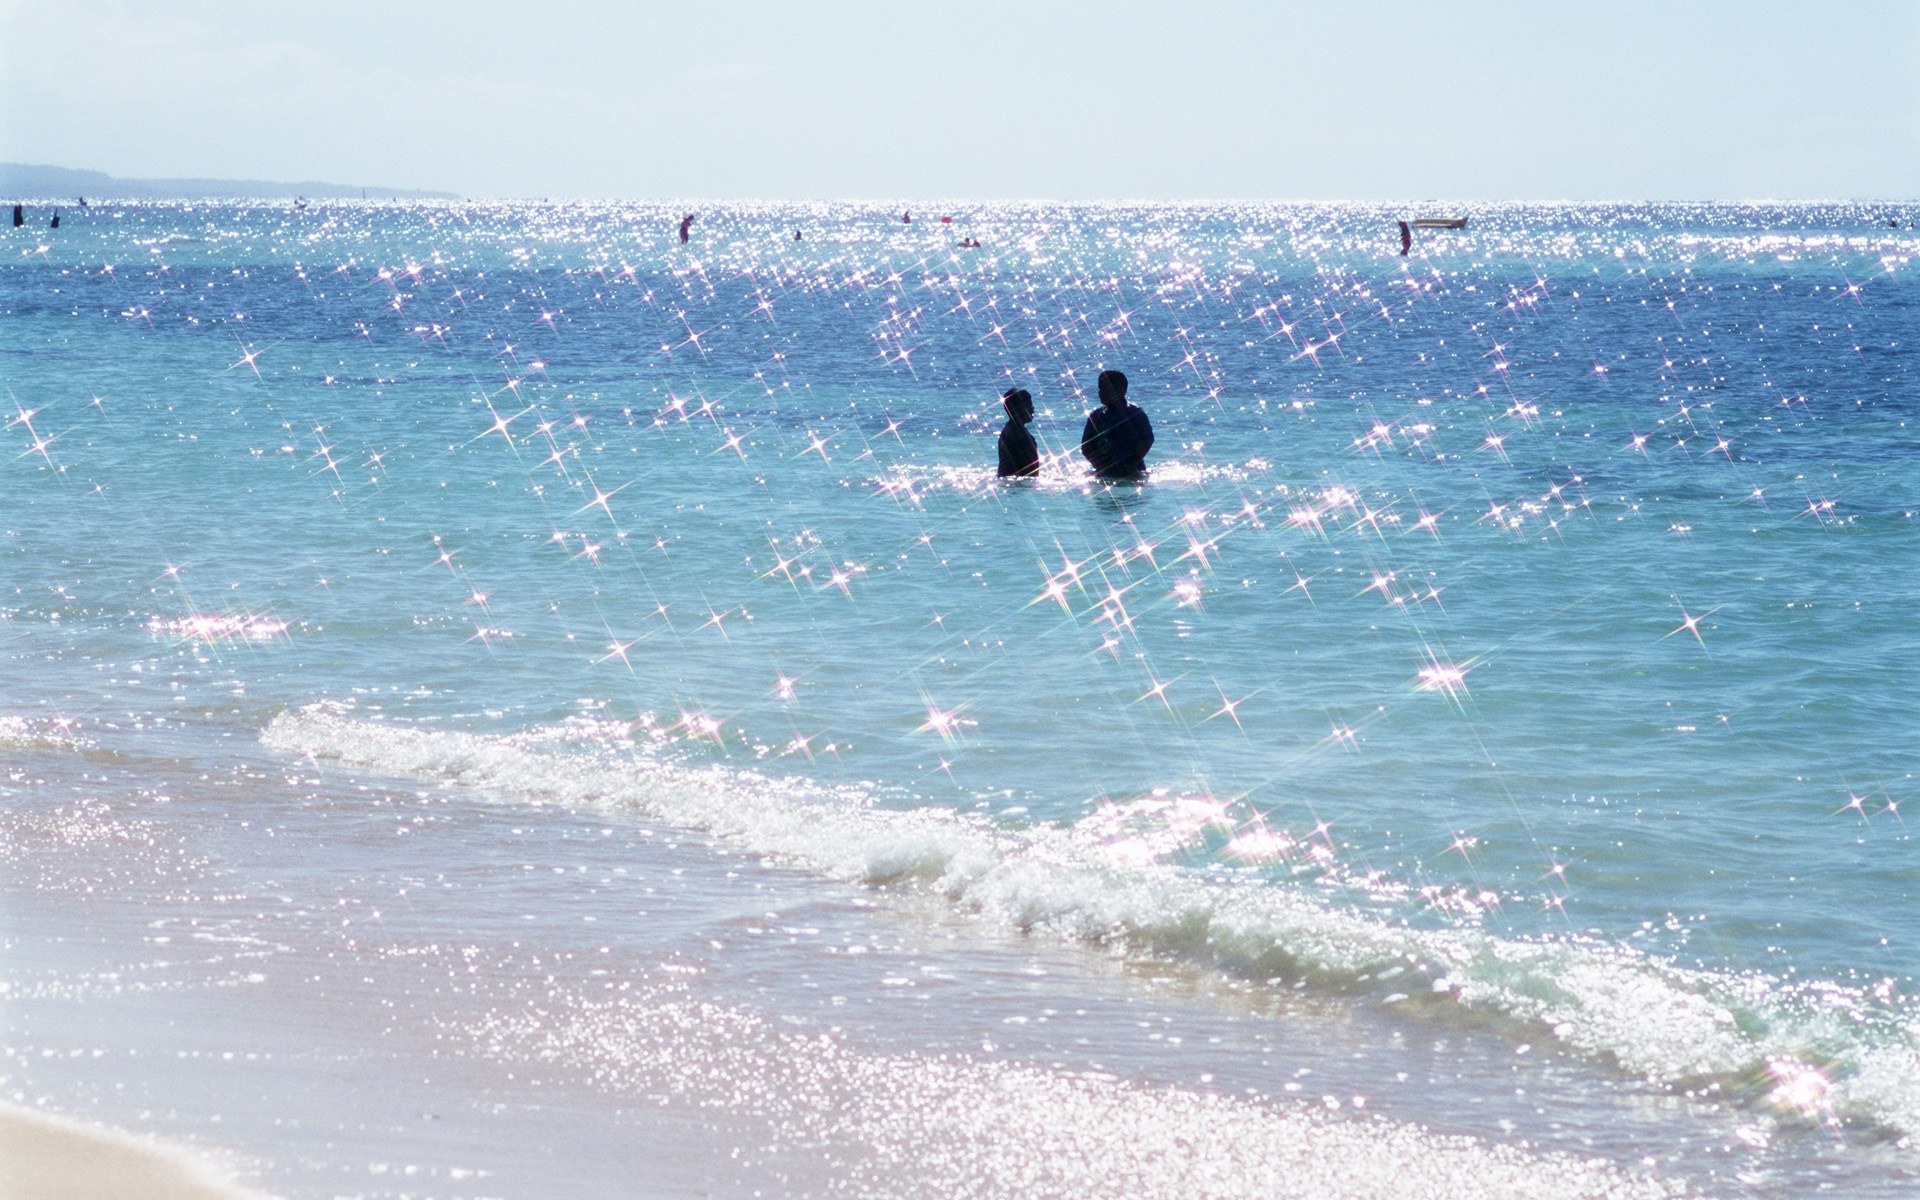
xmin=3 ymin=198 xmax=1917 ymax=1197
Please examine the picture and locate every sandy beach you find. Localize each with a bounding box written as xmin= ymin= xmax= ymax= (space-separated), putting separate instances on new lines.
xmin=0 ymin=1103 xmax=268 ymax=1200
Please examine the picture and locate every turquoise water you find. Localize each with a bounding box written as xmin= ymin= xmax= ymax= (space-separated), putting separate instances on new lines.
xmin=3 ymin=200 xmax=1917 ymax=1196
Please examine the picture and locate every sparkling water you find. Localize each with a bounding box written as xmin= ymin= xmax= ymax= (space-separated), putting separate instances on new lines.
xmin=2 ymin=200 xmax=1916 ymax=1197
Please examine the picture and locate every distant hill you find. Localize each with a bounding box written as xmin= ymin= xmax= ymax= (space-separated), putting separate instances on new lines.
xmin=0 ymin=162 xmax=459 ymax=201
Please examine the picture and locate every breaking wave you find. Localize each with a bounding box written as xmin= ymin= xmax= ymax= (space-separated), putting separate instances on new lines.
xmin=263 ymin=704 xmax=1920 ymax=1139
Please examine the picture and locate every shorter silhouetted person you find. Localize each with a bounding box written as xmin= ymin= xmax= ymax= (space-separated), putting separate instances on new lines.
xmin=794 ymin=228 xmax=803 ymax=241
xmin=1080 ymin=369 xmax=1153 ymax=479
xmin=902 ymin=211 xmax=911 ymax=223
xmin=1398 ymin=220 xmax=1411 ymax=256
xmin=679 ymin=213 xmax=695 ymax=243
xmin=997 ymin=388 xmax=1039 ymax=478
xmin=50 ymin=210 xmax=60 ymax=230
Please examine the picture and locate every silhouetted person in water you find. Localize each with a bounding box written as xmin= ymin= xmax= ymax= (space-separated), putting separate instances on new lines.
xmin=997 ymin=388 xmax=1039 ymax=478
xmin=50 ymin=210 xmax=60 ymax=230
xmin=1398 ymin=220 xmax=1411 ymax=256
xmin=1080 ymin=369 xmax=1153 ymax=479
xmin=679 ymin=214 xmax=695 ymax=243
xmin=11 ymin=204 xmax=21 ymax=228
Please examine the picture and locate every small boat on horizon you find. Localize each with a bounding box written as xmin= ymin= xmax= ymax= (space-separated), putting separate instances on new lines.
xmin=1411 ymin=217 xmax=1469 ymax=230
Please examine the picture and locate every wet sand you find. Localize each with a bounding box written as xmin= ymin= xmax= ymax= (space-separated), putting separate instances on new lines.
xmin=0 ymin=1102 xmax=268 ymax=1200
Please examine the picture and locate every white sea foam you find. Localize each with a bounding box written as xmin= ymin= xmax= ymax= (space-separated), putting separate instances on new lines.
xmin=264 ymin=705 xmax=1920 ymax=1139
xmin=868 ymin=456 xmax=1266 ymax=498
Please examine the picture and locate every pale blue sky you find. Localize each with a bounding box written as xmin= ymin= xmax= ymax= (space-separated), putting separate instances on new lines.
xmin=2 ymin=0 xmax=1915 ymax=200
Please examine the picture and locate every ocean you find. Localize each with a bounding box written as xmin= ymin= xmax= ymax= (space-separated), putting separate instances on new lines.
xmin=1 ymin=199 xmax=1915 ymax=1198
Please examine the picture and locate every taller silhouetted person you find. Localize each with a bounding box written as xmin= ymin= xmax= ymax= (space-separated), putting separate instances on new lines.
xmin=1080 ymin=370 xmax=1153 ymax=479
xmin=11 ymin=204 xmax=21 ymax=228
xmin=679 ymin=214 xmax=695 ymax=244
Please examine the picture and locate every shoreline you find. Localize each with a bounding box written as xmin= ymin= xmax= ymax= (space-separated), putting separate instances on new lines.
xmin=0 ymin=1102 xmax=270 ymax=1200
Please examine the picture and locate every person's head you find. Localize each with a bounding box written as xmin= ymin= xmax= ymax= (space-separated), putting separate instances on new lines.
xmin=1097 ymin=369 xmax=1128 ymax=409
xmin=1002 ymin=388 xmax=1034 ymax=424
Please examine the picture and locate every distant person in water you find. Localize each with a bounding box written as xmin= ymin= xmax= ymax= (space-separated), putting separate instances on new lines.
xmin=997 ymin=388 xmax=1039 ymax=478
xmin=1080 ymin=369 xmax=1153 ymax=479
xmin=679 ymin=214 xmax=695 ymax=243
xmin=11 ymin=204 xmax=21 ymax=228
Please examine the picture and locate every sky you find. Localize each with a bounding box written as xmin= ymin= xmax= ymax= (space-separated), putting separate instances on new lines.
xmin=2 ymin=0 xmax=1916 ymax=201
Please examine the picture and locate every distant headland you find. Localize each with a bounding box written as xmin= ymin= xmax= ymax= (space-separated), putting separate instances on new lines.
xmin=0 ymin=162 xmax=458 ymax=201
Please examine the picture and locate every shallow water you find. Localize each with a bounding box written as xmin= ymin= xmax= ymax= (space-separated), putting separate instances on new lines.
xmin=2 ymin=200 xmax=1916 ymax=1197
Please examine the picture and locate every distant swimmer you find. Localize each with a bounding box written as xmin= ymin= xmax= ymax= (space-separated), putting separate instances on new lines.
xmin=795 ymin=229 xmax=803 ymax=241
xmin=679 ymin=213 xmax=695 ymax=243
xmin=959 ymin=236 xmax=981 ymax=249
xmin=902 ymin=211 xmax=912 ymax=223
xmin=77 ymin=196 xmax=87 ymax=207
xmin=1080 ymin=369 xmax=1153 ymax=480
xmin=11 ymin=204 xmax=21 ymax=228
xmin=997 ymin=388 xmax=1039 ymax=478
xmin=50 ymin=210 xmax=60 ymax=230
xmin=1398 ymin=220 xmax=1411 ymax=256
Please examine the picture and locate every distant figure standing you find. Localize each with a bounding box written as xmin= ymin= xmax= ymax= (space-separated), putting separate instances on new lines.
xmin=1080 ymin=369 xmax=1153 ymax=479
xmin=679 ymin=213 xmax=695 ymax=243
xmin=1398 ymin=220 xmax=1411 ymax=256
xmin=11 ymin=204 xmax=21 ymax=228
xmin=997 ymin=388 xmax=1039 ymax=478
xmin=50 ymin=210 xmax=60 ymax=230
xmin=794 ymin=228 xmax=803 ymax=241
xmin=902 ymin=211 xmax=912 ymax=223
